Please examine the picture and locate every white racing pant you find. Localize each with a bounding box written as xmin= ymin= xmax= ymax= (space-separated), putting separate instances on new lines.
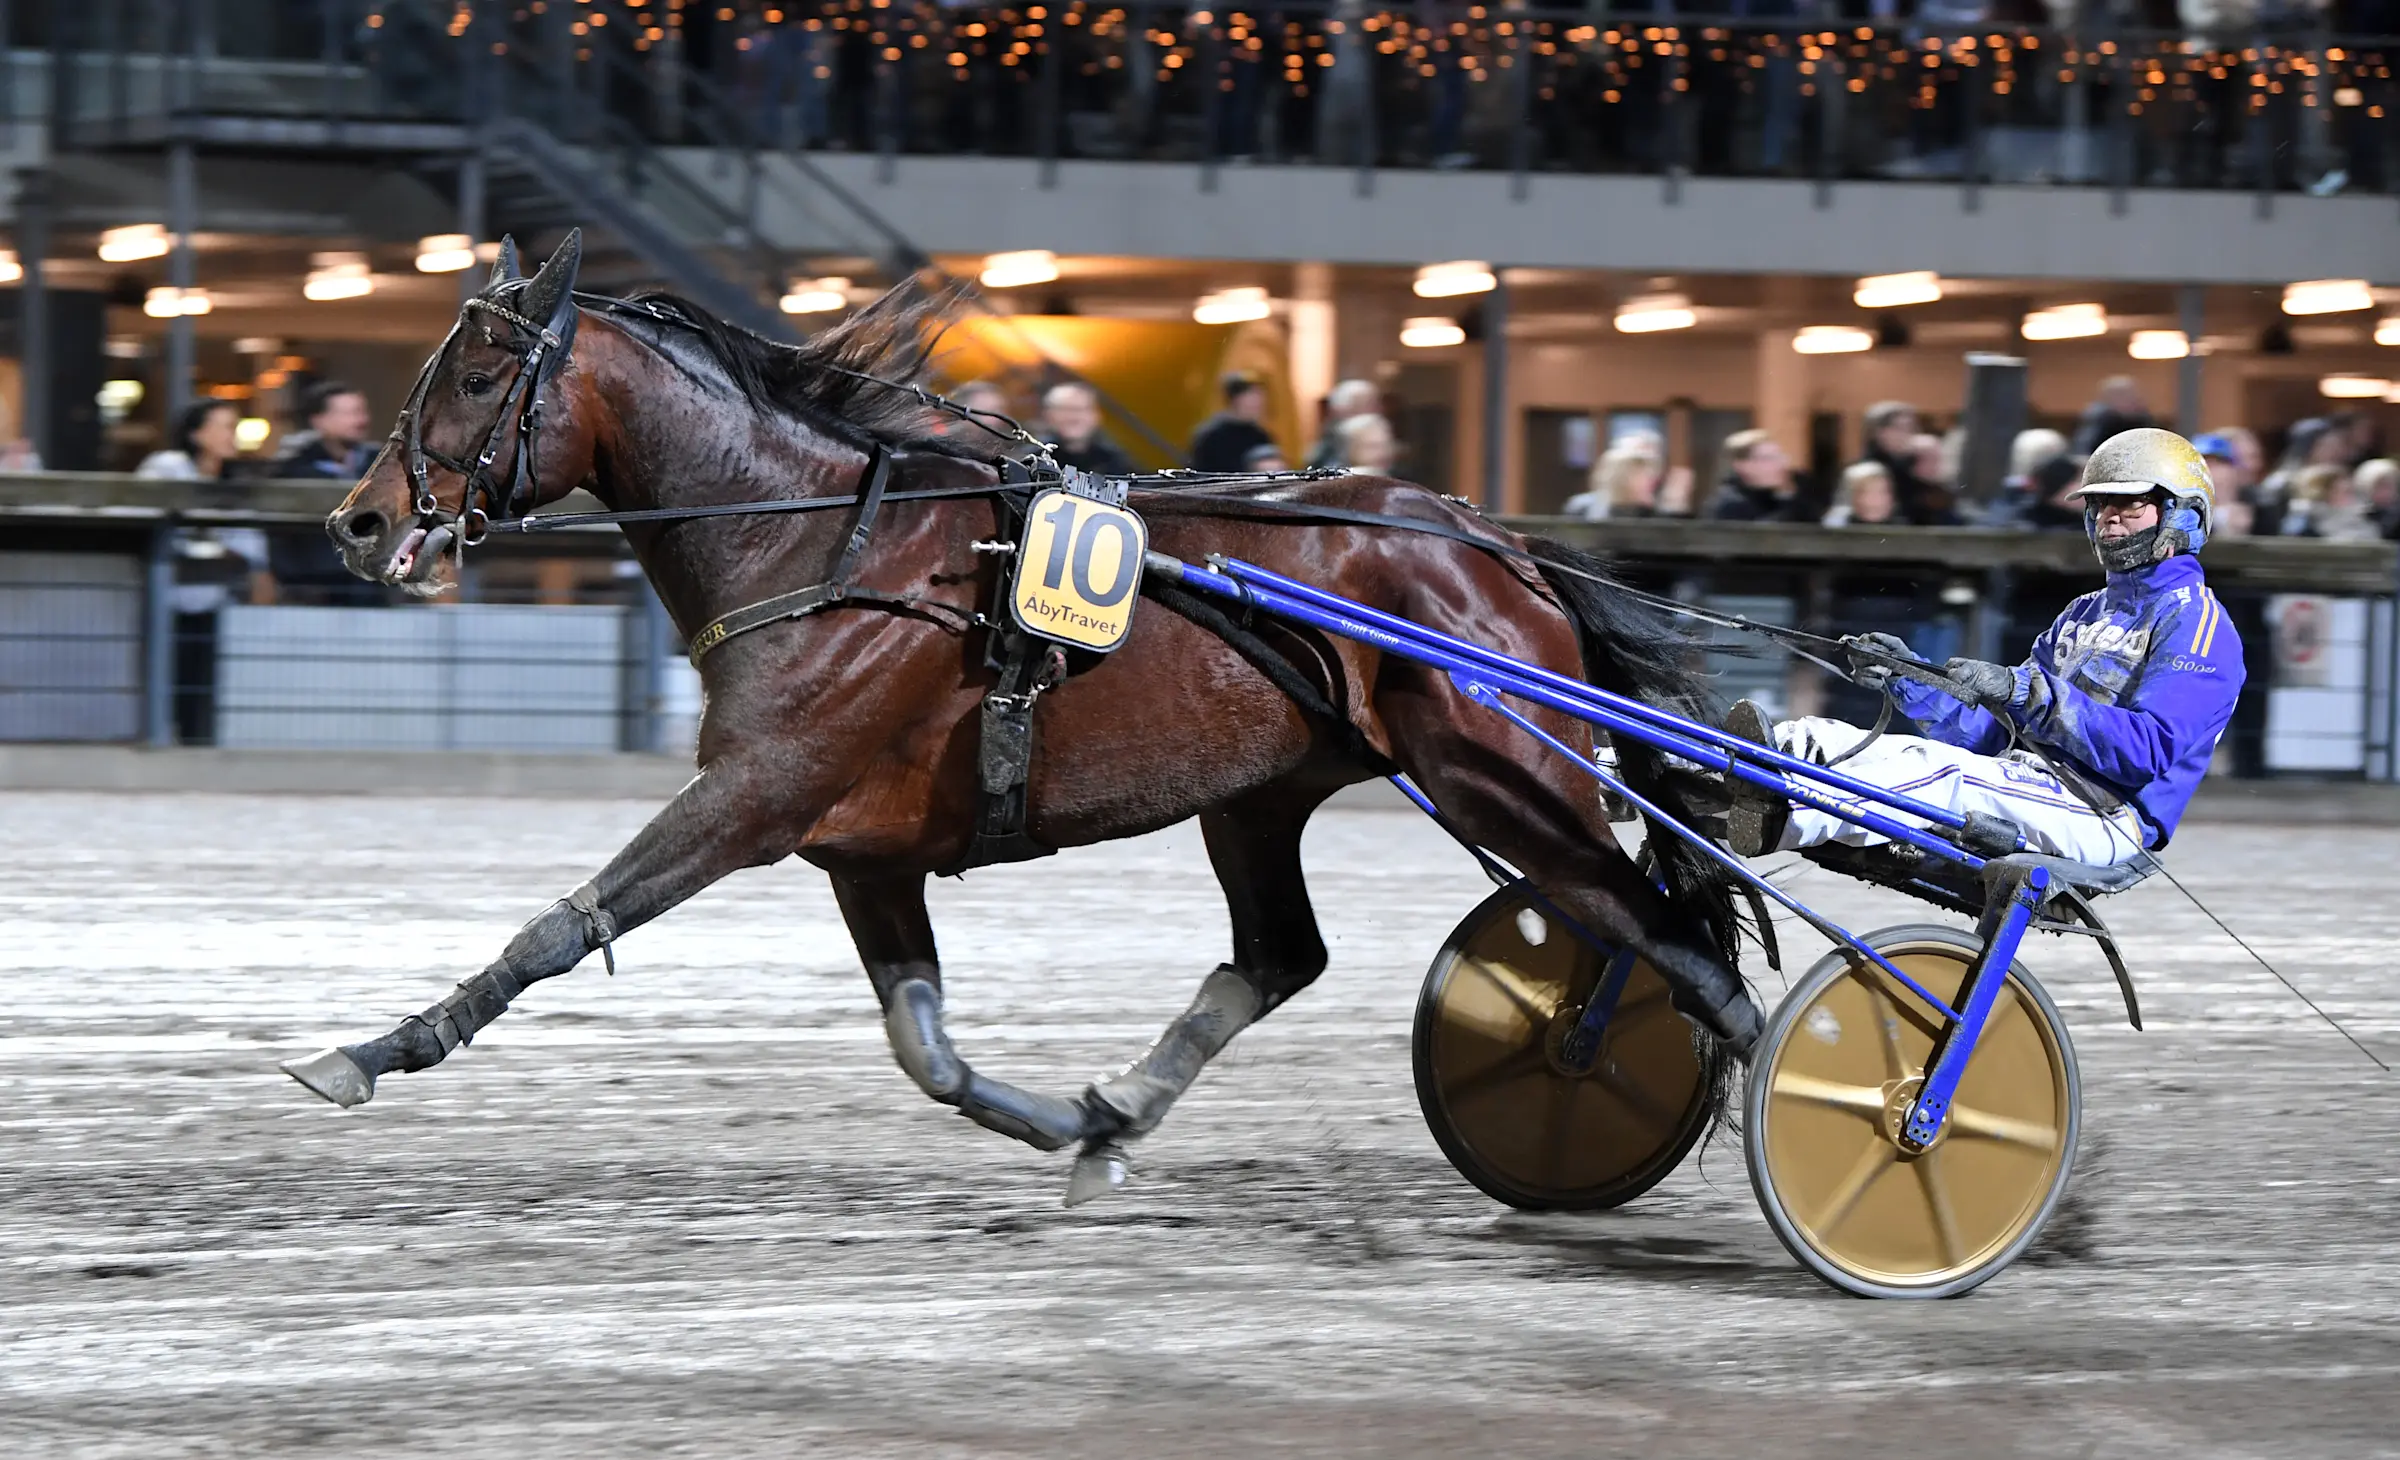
xmin=1770 ymin=717 xmax=2150 ymax=866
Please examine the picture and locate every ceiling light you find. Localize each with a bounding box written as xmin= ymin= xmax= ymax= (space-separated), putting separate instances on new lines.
xmin=234 ymin=417 xmax=274 ymax=451
xmin=1400 ymin=317 xmax=1467 ymax=349
xmin=303 ymin=255 xmax=374 ymax=302
xmin=2319 ymin=374 xmax=2391 ymax=399
xmin=143 ymin=285 xmax=210 ymax=318
xmin=2127 ymin=329 xmax=2190 ymax=360
xmin=99 ymin=223 xmax=171 ymax=262
xmin=414 ymin=233 xmax=477 ymax=273
xmin=2020 ymin=303 xmax=2108 ymax=341
xmin=97 ymin=379 xmax=145 ymax=412
xmin=0 ymin=250 xmax=19 ymax=284
xmin=979 ymin=249 xmax=1059 ymax=289
xmin=1792 ymin=325 xmax=1873 ymax=355
xmin=1412 ymin=261 xmax=1496 ymax=298
xmin=780 ymin=276 xmax=850 ymax=314
xmin=1853 ymin=270 xmax=1942 ymax=309
xmin=2283 ymin=279 xmax=2374 ymax=316
xmin=1193 ymin=286 xmax=1272 ymax=325
xmin=2375 ymin=317 xmax=2400 ymax=346
xmin=1614 ymin=292 xmax=1696 ymax=334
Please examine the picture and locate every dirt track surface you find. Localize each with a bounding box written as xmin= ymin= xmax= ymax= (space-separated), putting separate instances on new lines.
xmin=1 ymin=792 xmax=2395 ymax=1459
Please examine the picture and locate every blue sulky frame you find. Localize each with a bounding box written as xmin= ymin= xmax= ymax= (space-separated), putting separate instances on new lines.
xmin=1148 ymin=552 xmax=2054 ymax=1152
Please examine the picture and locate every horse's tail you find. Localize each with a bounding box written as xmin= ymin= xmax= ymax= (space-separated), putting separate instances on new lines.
xmin=1517 ymin=535 xmax=1746 ymax=980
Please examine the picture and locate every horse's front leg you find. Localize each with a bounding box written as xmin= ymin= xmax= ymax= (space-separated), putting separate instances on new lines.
xmin=832 ymin=871 xmax=1110 ymax=1152
xmin=282 ymin=758 xmax=809 ymax=1107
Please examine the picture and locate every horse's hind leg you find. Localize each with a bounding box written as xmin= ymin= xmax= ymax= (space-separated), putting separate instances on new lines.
xmin=833 ymin=871 xmax=1108 ymax=1152
xmin=1388 ymin=699 xmax=1762 ymax=1054
xmin=282 ymin=761 xmax=810 ymax=1107
xmin=1065 ymin=783 xmax=1334 ymax=1205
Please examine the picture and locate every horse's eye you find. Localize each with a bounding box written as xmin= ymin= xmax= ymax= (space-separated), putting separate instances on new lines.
xmin=461 ymin=372 xmax=494 ymax=398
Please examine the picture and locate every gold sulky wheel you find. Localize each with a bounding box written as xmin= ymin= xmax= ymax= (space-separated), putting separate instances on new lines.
xmin=1745 ymin=924 xmax=2080 ymax=1298
xmin=1413 ymin=883 xmax=1724 ymax=1211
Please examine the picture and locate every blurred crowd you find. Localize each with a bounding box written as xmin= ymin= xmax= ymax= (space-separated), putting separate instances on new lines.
xmin=1563 ymin=374 xmax=2400 ymax=544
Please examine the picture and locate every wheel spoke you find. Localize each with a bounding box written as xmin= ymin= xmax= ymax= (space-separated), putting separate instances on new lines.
xmin=1946 ymin=1102 xmax=2060 ymax=1152
xmin=1916 ymin=1150 xmax=1965 ymax=1270
xmin=1871 ymin=981 xmax=1915 ymax=1083
xmin=1465 ymin=957 xmax=1560 ymax=1026
xmin=1770 ymin=1071 xmax=1886 ymax=1120
xmin=1592 ymin=1061 xmax=1679 ymax=1135
xmin=1443 ymin=1043 xmax=1550 ymax=1106
xmin=1538 ymin=1069 xmax=1581 ymax=1187
xmin=1811 ymin=1134 xmax=1896 ymax=1237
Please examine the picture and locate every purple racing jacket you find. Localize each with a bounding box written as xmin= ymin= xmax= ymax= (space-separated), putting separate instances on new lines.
xmin=1891 ymin=553 xmax=2245 ymax=848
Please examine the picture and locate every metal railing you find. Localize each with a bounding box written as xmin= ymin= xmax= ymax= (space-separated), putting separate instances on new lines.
xmin=5 ymin=476 xmax=2396 ymax=779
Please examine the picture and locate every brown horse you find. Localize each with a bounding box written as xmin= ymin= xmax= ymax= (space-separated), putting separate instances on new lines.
xmin=287 ymin=231 xmax=1759 ymax=1201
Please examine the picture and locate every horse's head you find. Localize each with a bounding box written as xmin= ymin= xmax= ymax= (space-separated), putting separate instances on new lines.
xmin=327 ymin=230 xmax=594 ymax=596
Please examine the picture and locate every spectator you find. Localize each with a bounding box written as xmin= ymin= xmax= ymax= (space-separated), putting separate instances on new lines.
xmin=2282 ymin=463 xmax=2381 ymax=540
xmin=1859 ymin=400 xmax=1949 ymax=525
xmin=1244 ymin=442 xmax=1292 ymax=474
xmin=2070 ymin=375 xmax=2156 ymax=456
xmin=1707 ymin=429 xmax=1807 ymax=521
xmin=2255 ymin=417 xmax=2347 ymax=535
xmin=1823 ymin=460 xmax=1900 ymax=527
xmin=2356 ymin=457 xmax=2400 ymax=539
xmin=1655 ymin=463 xmax=1697 ymax=518
xmin=1336 ymin=412 xmax=1399 ymax=475
xmin=2001 ymin=428 xmax=2082 ymax=531
xmin=272 ymin=380 xmax=373 ymax=481
xmin=1565 ymin=439 xmax=1664 ymax=520
xmin=1908 ymin=432 xmax=1962 ymax=523
xmin=0 ymin=400 xmax=39 ymax=470
xmin=1306 ymin=378 xmax=1380 ymax=470
xmin=141 ymin=400 xmax=272 ymax=743
xmin=1039 ymin=381 xmax=1134 ymax=476
xmin=1189 ymin=371 xmax=1276 ymax=473
xmin=2196 ymin=433 xmax=2253 ymax=538
xmin=270 ymin=382 xmax=384 ymax=606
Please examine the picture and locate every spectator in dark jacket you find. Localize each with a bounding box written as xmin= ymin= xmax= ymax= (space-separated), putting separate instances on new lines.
xmin=2002 ymin=428 xmax=2083 ymax=531
xmin=270 ymin=380 xmax=382 ymax=606
xmin=1707 ymin=429 xmax=1808 ymax=521
xmin=1040 ymin=381 xmax=1135 ymax=476
xmin=1860 ymin=399 xmax=1951 ymax=525
xmin=1188 ymin=372 xmax=1275 ymax=473
xmin=1305 ymin=379 xmax=1380 ymax=469
xmin=2070 ymin=375 xmax=2155 ymax=457
xmin=271 ymin=379 xmax=373 ymax=482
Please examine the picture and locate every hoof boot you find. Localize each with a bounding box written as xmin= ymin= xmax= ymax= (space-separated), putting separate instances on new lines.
xmin=1063 ymin=1140 xmax=1132 ymax=1208
xmin=281 ymin=1047 xmax=376 ymax=1108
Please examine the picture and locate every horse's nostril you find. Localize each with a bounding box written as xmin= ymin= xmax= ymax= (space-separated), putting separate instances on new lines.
xmin=340 ymin=510 xmax=386 ymax=545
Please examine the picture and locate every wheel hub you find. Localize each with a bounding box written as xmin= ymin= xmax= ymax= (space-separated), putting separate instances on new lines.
xmin=1879 ymin=1076 xmax=1945 ymax=1152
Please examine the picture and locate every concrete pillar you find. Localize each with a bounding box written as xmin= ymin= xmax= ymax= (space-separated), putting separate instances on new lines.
xmin=1480 ymin=273 xmax=1509 ymax=512
xmin=165 ymin=140 xmax=198 ymax=426
xmin=2175 ymin=284 xmax=2205 ymax=437
xmin=1288 ymin=261 xmax=1336 ymax=443
xmin=1754 ymin=325 xmax=1808 ymax=459
xmin=15 ymin=169 xmax=50 ymax=467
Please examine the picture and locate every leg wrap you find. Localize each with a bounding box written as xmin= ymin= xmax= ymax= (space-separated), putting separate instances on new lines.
xmin=372 ymin=899 xmax=596 ymax=1076
xmin=1085 ymin=964 xmax=1264 ymax=1136
xmin=882 ymin=977 xmax=1103 ymax=1152
xmin=1649 ymin=942 xmax=1762 ymax=1057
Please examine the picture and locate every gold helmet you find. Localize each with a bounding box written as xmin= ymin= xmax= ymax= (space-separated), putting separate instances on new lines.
xmin=2068 ymin=427 xmax=2215 ymax=564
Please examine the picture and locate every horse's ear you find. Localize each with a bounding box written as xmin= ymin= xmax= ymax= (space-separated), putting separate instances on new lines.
xmin=521 ymin=228 xmax=582 ymax=325
xmin=486 ymin=235 xmax=523 ymax=289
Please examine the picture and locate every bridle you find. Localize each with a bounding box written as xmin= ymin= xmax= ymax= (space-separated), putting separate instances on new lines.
xmin=388 ymin=282 xmax=580 ymax=556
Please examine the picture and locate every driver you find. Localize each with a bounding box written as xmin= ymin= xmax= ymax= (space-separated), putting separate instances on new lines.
xmin=1723 ymin=428 xmax=2245 ymax=865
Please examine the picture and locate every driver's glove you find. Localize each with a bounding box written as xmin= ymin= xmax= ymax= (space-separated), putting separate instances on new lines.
xmin=1844 ymin=632 xmax=1920 ymax=694
xmin=1941 ymin=657 xmax=2025 ymax=711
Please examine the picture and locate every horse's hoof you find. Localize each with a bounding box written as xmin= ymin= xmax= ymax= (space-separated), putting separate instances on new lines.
xmin=1063 ymin=1141 xmax=1131 ymax=1208
xmin=281 ymin=1047 xmax=375 ymax=1108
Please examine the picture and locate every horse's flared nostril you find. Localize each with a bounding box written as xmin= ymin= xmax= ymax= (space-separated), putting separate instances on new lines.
xmin=337 ymin=509 xmax=386 ymax=546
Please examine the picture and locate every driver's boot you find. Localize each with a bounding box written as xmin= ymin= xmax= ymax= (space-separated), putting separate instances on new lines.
xmin=1722 ymin=699 xmax=1790 ymax=858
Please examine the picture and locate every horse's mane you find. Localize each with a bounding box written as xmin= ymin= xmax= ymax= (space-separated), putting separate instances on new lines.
xmin=595 ymin=281 xmax=974 ymax=454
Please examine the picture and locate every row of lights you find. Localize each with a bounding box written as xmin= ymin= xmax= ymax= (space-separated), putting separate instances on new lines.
xmin=87 ymin=228 xmax=492 ymax=316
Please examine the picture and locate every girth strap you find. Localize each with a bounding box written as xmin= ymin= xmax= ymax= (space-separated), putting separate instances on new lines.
xmin=686 ymin=447 xmax=921 ymax=665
